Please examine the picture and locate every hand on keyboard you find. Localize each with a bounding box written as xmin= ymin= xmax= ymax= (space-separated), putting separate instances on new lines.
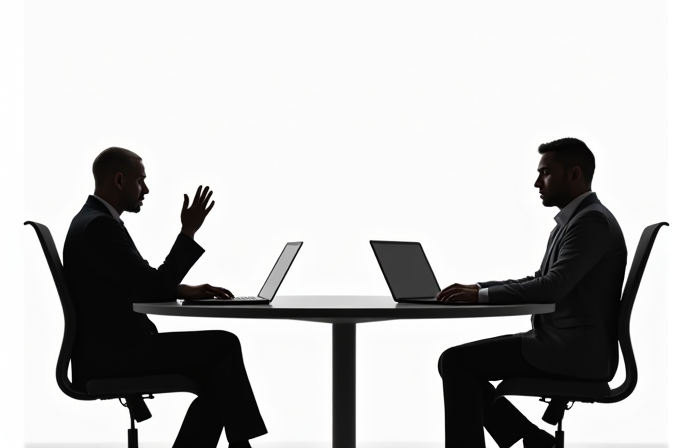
xmin=177 ymin=284 xmax=235 ymax=300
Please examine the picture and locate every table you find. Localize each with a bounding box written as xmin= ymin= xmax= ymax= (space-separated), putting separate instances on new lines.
xmin=134 ymin=295 xmax=554 ymax=448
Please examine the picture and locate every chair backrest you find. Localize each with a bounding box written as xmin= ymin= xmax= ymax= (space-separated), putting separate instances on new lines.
xmin=24 ymin=221 xmax=94 ymax=401
xmin=599 ymin=221 xmax=668 ymax=404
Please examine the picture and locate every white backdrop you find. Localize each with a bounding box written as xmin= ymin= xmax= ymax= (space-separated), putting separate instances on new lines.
xmin=21 ymin=1 xmax=670 ymax=446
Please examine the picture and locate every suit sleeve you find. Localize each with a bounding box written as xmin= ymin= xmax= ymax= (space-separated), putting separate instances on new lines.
xmin=85 ymin=216 xmax=205 ymax=303
xmin=479 ymin=272 xmax=541 ymax=289
xmin=485 ymin=211 xmax=612 ymax=304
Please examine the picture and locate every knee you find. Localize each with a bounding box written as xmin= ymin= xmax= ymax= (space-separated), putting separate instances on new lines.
xmin=439 ymin=346 xmax=471 ymax=380
xmin=438 ymin=347 xmax=457 ymax=378
xmin=208 ymin=330 xmax=241 ymax=352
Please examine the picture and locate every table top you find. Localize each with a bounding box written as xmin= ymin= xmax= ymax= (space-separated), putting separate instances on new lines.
xmin=133 ymin=295 xmax=555 ymax=324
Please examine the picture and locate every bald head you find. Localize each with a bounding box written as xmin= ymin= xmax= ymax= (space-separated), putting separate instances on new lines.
xmin=93 ymin=147 xmax=142 ymax=188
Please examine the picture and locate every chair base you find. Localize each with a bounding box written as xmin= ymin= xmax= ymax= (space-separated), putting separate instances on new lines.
xmin=555 ymin=428 xmax=564 ymax=448
xmin=128 ymin=427 xmax=138 ymax=448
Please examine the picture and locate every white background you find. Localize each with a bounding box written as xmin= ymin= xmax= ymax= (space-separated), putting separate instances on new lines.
xmin=2 ymin=0 xmax=677 ymax=446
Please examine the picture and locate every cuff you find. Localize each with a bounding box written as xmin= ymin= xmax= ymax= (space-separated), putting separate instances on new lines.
xmin=478 ymin=285 xmax=490 ymax=304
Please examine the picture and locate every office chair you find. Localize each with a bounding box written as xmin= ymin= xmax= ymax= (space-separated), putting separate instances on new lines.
xmin=25 ymin=221 xmax=200 ymax=448
xmin=494 ymin=221 xmax=669 ymax=448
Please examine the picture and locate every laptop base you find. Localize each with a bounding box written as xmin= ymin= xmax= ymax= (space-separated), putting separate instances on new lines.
xmin=180 ymin=298 xmax=270 ymax=306
xmin=398 ymin=298 xmax=472 ymax=305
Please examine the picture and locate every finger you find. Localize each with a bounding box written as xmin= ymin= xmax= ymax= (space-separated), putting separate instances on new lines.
xmin=442 ymin=283 xmax=460 ymax=293
xmin=437 ymin=286 xmax=453 ymax=298
xmin=447 ymin=291 xmax=468 ymax=302
xmin=214 ymin=286 xmax=234 ymax=299
xmin=440 ymin=286 xmax=455 ymax=296
xmin=206 ymin=285 xmax=230 ymax=299
xmin=206 ymin=200 xmax=215 ymax=214
xmin=200 ymin=186 xmax=210 ymax=203
xmin=182 ymin=194 xmax=189 ymax=211
xmin=437 ymin=288 xmax=454 ymax=300
xmin=193 ymin=185 xmax=202 ymax=205
xmin=440 ymin=286 xmax=460 ymax=297
xmin=203 ymin=190 xmax=213 ymax=208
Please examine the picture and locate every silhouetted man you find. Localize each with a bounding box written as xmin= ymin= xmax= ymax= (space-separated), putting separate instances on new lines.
xmin=436 ymin=138 xmax=626 ymax=448
xmin=63 ymin=147 xmax=267 ymax=448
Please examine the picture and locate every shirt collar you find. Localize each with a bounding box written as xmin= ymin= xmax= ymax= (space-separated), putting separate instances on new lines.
xmin=92 ymin=194 xmax=123 ymax=225
xmin=554 ymin=191 xmax=594 ymax=227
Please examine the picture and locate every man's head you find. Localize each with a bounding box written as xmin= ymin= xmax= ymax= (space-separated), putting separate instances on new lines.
xmin=534 ymin=138 xmax=595 ymax=209
xmin=92 ymin=147 xmax=149 ymax=214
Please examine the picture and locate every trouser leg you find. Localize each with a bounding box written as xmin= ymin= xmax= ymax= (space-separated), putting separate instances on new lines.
xmin=481 ymin=382 xmax=534 ymax=448
xmin=86 ymin=330 xmax=267 ymax=447
xmin=439 ymin=334 xmax=545 ymax=448
xmin=441 ymin=367 xmax=486 ymax=448
xmin=173 ymin=396 xmax=223 ymax=448
xmin=203 ymin=334 xmax=267 ymax=443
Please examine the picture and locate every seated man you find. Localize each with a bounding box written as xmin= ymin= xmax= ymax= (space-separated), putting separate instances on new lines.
xmin=63 ymin=147 xmax=266 ymax=448
xmin=436 ymin=138 xmax=627 ymax=448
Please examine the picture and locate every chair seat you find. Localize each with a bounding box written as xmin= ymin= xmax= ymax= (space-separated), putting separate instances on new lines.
xmin=496 ymin=377 xmax=611 ymax=403
xmin=86 ymin=374 xmax=200 ymax=399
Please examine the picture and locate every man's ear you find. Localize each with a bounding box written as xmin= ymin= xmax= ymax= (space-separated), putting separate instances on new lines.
xmin=114 ymin=172 xmax=124 ymax=190
xmin=571 ymin=166 xmax=582 ymax=182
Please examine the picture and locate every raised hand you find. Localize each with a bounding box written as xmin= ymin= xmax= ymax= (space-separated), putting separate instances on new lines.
xmin=436 ymin=283 xmax=480 ymax=303
xmin=181 ymin=185 xmax=215 ymax=238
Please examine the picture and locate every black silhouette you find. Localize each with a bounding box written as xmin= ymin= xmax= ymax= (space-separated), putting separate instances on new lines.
xmin=30 ymin=147 xmax=266 ymax=448
xmin=495 ymin=221 xmax=667 ymax=448
xmin=26 ymin=220 xmax=202 ymax=448
xmin=436 ymin=138 xmax=636 ymax=448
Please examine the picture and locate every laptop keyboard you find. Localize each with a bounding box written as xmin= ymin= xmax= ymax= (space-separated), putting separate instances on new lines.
xmin=232 ymin=296 xmax=263 ymax=301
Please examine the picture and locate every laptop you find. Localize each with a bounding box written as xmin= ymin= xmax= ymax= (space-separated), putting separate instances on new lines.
xmin=182 ymin=241 xmax=303 ymax=305
xmin=370 ymin=240 xmax=468 ymax=305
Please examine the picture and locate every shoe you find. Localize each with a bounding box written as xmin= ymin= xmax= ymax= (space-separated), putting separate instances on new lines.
xmin=228 ymin=442 xmax=252 ymax=448
xmin=523 ymin=427 xmax=555 ymax=448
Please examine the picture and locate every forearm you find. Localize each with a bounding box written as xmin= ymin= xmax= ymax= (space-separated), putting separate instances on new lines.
xmin=89 ymin=219 xmax=205 ymax=303
xmin=130 ymin=233 xmax=205 ymax=302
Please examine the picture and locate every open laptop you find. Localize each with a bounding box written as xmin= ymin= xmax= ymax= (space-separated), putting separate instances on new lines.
xmin=370 ymin=240 xmax=468 ymax=305
xmin=181 ymin=241 xmax=303 ymax=305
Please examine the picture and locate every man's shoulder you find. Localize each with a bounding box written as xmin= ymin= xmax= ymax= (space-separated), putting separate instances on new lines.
xmin=568 ymin=200 xmax=626 ymax=250
xmin=68 ymin=198 xmax=119 ymax=237
xmin=574 ymin=200 xmax=621 ymax=229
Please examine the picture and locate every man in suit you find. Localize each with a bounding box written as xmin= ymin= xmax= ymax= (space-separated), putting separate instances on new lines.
xmin=436 ymin=138 xmax=627 ymax=448
xmin=63 ymin=147 xmax=267 ymax=448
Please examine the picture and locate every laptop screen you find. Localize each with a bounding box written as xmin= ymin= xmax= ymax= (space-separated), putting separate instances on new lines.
xmin=258 ymin=242 xmax=303 ymax=301
xmin=370 ymin=241 xmax=441 ymax=300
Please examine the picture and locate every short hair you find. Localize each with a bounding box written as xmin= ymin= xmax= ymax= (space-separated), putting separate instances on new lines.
xmin=92 ymin=147 xmax=141 ymax=187
xmin=538 ymin=138 xmax=595 ymax=185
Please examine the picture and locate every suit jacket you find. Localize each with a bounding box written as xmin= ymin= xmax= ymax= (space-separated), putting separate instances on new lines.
xmin=479 ymin=193 xmax=627 ymax=380
xmin=63 ymin=196 xmax=204 ymax=384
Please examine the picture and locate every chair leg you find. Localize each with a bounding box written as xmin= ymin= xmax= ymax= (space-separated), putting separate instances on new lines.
xmin=555 ymin=419 xmax=564 ymax=448
xmin=128 ymin=409 xmax=139 ymax=448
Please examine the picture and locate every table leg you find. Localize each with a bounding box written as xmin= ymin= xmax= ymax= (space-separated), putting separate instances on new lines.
xmin=332 ymin=323 xmax=356 ymax=448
